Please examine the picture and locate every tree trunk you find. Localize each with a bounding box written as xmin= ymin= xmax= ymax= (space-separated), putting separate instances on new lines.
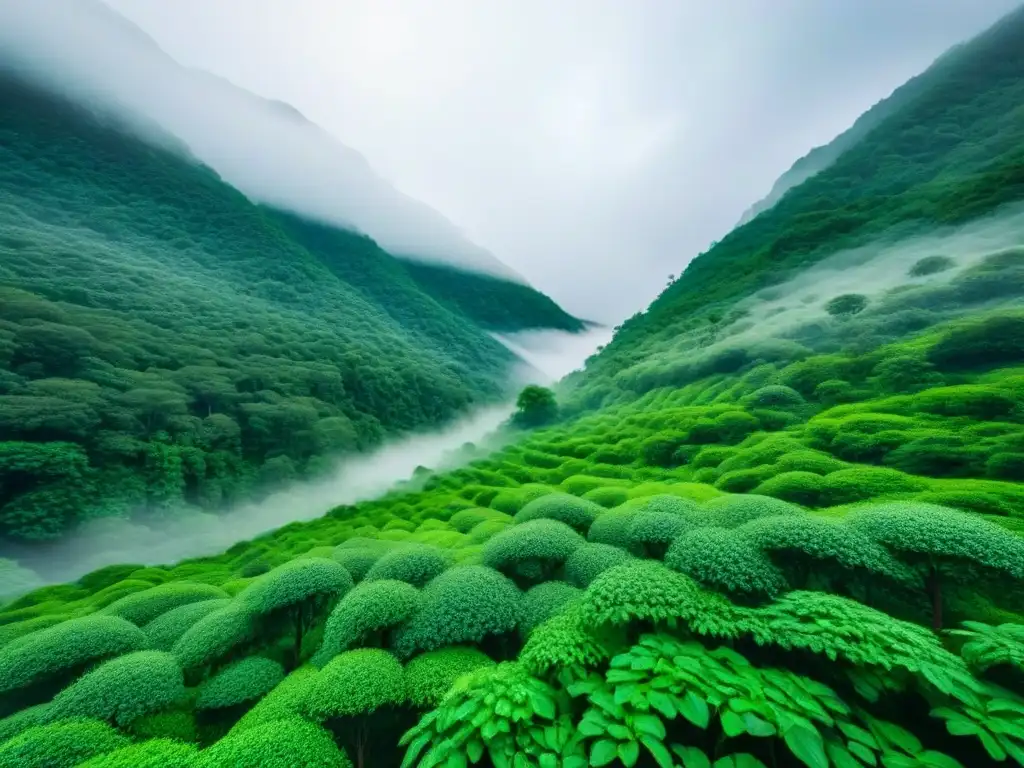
xmin=928 ymin=567 xmax=943 ymax=631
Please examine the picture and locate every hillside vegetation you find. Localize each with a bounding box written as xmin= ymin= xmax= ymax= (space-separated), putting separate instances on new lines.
xmin=0 ymin=73 xmax=578 ymax=547
xmin=2 ymin=5 xmax=1024 ymax=768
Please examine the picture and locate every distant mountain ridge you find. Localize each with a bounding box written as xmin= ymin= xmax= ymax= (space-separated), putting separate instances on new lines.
xmin=0 ymin=0 xmax=528 ymax=281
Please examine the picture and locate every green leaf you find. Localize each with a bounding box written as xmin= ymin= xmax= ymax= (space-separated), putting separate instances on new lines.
xmin=614 ymin=684 xmax=639 ymax=705
xmin=648 ymin=690 xmax=676 ymax=719
xmin=721 ymin=710 xmax=746 ymax=739
xmin=782 ymin=722 xmax=828 ymax=768
xmin=714 ymin=756 xmax=768 ymax=768
xmin=919 ymin=751 xmax=966 ymax=768
xmin=467 ymin=739 xmax=485 ymax=763
xmin=530 ymin=691 xmax=556 ymax=720
xmin=873 ymin=720 xmax=922 ymax=754
xmin=978 ymin=728 xmax=1007 ymax=761
xmin=447 ymin=752 xmax=469 ymax=768
xmin=847 ymin=741 xmax=877 ymax=766
xmin=641 ymin=736 xmax=674 ymax=768
xmin=633 ymin=714 xmax=666 ymax=740
xmin=619 ymin=740 xmax=640 ymax=767
xmin=824 ymin=741 xmax=861 ymax=768
xmin=590 ymin=739 xmax=618 ymax=767
xmin=678 ymin=691 xmax=710 ymax=729
xmin=742 ymin=713 xmax=776 ymax=738
xmin=672 ymin=745 xmax=712 ymax=768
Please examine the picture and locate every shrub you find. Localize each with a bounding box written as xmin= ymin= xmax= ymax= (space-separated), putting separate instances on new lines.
xmin=813 ymin=378 xmax=860 ymax=405
xmin=691 ymin=446 xmax=736 ymax=469
xmin=884 ymin=436 xmax=982 ymax=477
xmin=0 ymin=703 xmax=51 ymax=743
xmin=77 ymin=739 xmax=199 ymax=768
xmin=916 ymin=490 xmax=1013 ymax=517
xmin=714 ymin=465 xmax=776 ymax=493
xmin=332 ymin=547 xmax=387 ymax=582
xmin=230 ymin=666 xmax=318 ymax=734
xmin=404 ymin=646 xmax=494 ymax=708
xmin=703 ymin=493 xmax=806 ymax=527
xmin=313 ymin=580 xmax=420 ymax=665
xmin=467 ymin=519 xmax=510 ymax=544
xmin=127 ymin=709 xmax=197 ymax=743
xmin=564 ymin=543 xmax=633 ymax=588
xmin=303 ymin=648 xmax=405 ymax=721
xmin=626 ymin=510 xmax=693 ymax=558
xmin=489 ymin=485 xmax=553 ymax=514
xmin=237 ymin=557 xmax=352 ymax=619
xmin=171 ymin=603 xmax=257 ymax=673
xmin=585 ymin=509 xmax=636 ymax=549
xmin=909 ymin=255 xmax=954 ymax=277
xmin=199 ymin=716 xmax=352 ymax=767
xmin=447 ymin=507 xmax=510 ymax=533
xmin=581 ymin=486 xmax=630 ymax=508
xmin=101 ymin=582 xmax=230 ymax=626
xmin=0 ymin=615 xmax=147 ymax=695
xmin=363 ymin=544 xmax=451 ymax=588
xmin=481 ymin=519 xmax=584 ymax=583
xmin=394 ymin=566 xmax=522 ymax=657
xmin=773 ymin=450 xmax=846 ymax=475
xmin=77 ymin=564 xmax=148 ymax=592
xmin=753 ymin=471 xmax=825 ymax=506
xmin=825 ymin=293 xmax=868 ymax=316
xmin=745 ymin=385 xmax=806 ymax=409
xmin=928 ymin=314 xmax=1024 ymax=370
xmin=0 ymin=719 xmax=129 ymax=768
xmin=512 ymin=492 xmax=602 ymax=533
xmin=986 ymin=452 xmax=1024 ymax=482
xmin=196 ymin=656 xmax=284 ymax=710
xmin=912 ymin=385 xmax=1016 ymax=419
xmin=820 ymin=467 xmax=928 ymax=506
xmin=143 ymin=598 xmax=232 ymax=650
xmin=665 ymin=528 xmax=788 ymax=598
xmin=872 ymin=355 xmax=941 ymax=393
xmin=49 ymin=650 xmax=184 ymax=727
xmin=519 ymin=581 xmax=581 ymax=637
xmin=640 ymin=431 xmax=689 ymax=467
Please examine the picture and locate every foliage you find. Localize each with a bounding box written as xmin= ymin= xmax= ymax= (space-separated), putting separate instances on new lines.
xmin=49 ymin=650 xmax=184 ymax=727
xmin=101 ymin=582 xmax=229 ymax=626
xmin=404 ymin=646 xmax=495 ymax=708
xmin=394 ymin=566 xmax=522 ymax=657
xmin=195 ymin=655 xmax=284 ymax=710
xmin=199 ymin=716 xmax=353 ymax=767
xmin=142 ymin=598 xmax=232 ymax=650
xmin=0 ymin=615 xmax=147 ymax=695
xmin=520 ymin=581 xmax=582 ymax=637
xmin=564 ymin=543 xmax=633 ymax=588
xmin=0 ymin=719 xmax=129 ymax=768
xmin=171 ymin=603 xmax=258 ymax=672
xmin=313 ymin=579 xmax=420 ymax=664
xmin=481 ymin=519 xmax=584 ymax=585
xmin=77 ymin=739 xmax=200 ymax=768
xmin=303 ymin=648 xmax=406 ymax=721
xmin=666 ymin=527 xmax=789 ymax=599
xmin=363 ymin=544 xmax=451 ymax=588
xmin=512 ymin=492 xmax=602 ymax=532
xmin=511 ymin=385 xmax=559 ymax=428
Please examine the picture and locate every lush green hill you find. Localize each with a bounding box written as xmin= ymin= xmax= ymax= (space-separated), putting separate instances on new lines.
xmin=2 ymin=7 xmax=1024 ymax=768
xmin=574 ymin=4 xmax=1024 ymax=409
xmin=0 ymin=72 xmax=577 ymax=546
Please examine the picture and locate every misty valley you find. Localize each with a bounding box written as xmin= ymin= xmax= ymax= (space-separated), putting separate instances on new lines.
xmin=2 ymin=2 xmax=1024 ymax=768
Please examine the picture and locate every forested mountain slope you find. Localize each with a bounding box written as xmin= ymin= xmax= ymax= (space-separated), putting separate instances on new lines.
xmin=0 ymin=72 xmax=577 ymax=546
xmin=572 ymin=4 xmax=1024 ymax=410
xmin=1 ymin=6 xmax=1024 ymax=768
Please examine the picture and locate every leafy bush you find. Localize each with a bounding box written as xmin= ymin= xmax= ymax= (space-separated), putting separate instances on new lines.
xmin=665 ymin=528 xmax=788 ymax=598
xmin=928 ymin=313 xmax=1024 ymax=370
xmin=447 ymin=507 xmax=510 ymax=533
xmin=825 ymin=293 xmax=868 ymax=316
xmin=393 ymin=566 xmax=521 ymax=657
xmin=580 ymin=485 xmax=630 ymax=508
xmin=199 ymin=716 xmax=352 ymax=767
xmin=714 ymin=465 xmax=776 ymax=493
xmin=752 ymin=471 xmax=825 ymax=506
xmin=703 ymin=494 xmax=806 ymax=527
xmin=302 ymin=648 xmax=405 ymax=721
xmin=511 ymin=492 xmax=602 ymax=533
xmin=626 ymin=510 xmax=694 ymax=558
xmin=49 ymin=650 xmax=184 ymax=727
xmin=0 ymin=719 xmax=129 ymax=768
xmin=481 ymin=519 xmax=584 ymax=584
xmin=909 ymin=254 xmax=955 ymax=276
xmin=230 ymin=666 xmax=318 ymax=734
xmin=585 ymin=508 xmax=636 ymax=549
xmin=362 ymin=544 xmax=451 ymax=588
xmin=489 ymin=485 xmax=553 ymax=514
xmin=100 ymin=582 xmax=229 ymax=626
xmin=142 ymin=598 xmax=232 ymax=650
xmin=313 ymin=579 xmax=420 ymax=664
xmin=986 ymin=452 xmax=1024 ymax=481
xmin=236 ymin=557 xmax=352 ymax=618
xmin=519 ymin=581 xmax=581 ymax=637
xmin=404 ymin=646 xmax=494 ymax=708
xmin=0 ymin=615 xmax=147 ymax=695
xmin=744 ymin=385 xmax=806 ymax=409
xmin=77 ymin=739 xmax=199 ymax=768
xmin=171 ymin=603 xmax=257 ymax=673
xmin=564 ymin=543 xmax=633 ymax=588
xmin=331 ymin=546 xmax=386 ymax=582
xmin=819 ymin=467 xmax=928 ymax=505
xmin=195 ymin=656 xmax=284 ymax=710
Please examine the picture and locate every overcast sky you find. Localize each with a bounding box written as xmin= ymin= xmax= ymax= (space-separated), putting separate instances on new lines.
xmin=101 ymin=0 xmax=1018 ymax=322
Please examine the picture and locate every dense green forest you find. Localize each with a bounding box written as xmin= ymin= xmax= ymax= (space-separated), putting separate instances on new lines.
xmin=0 ymin=72 xmax=579 ymax=547
xmin=2 ymin=4 xmax=1024 ymax=768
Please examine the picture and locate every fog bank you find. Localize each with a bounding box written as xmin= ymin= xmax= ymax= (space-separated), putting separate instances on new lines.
xmin=0 ymin=0 xmax=520 ymax=280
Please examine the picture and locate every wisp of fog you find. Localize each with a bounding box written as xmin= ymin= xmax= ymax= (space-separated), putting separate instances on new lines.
xmin=0 ymin=0 xmax=520 ymax=279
